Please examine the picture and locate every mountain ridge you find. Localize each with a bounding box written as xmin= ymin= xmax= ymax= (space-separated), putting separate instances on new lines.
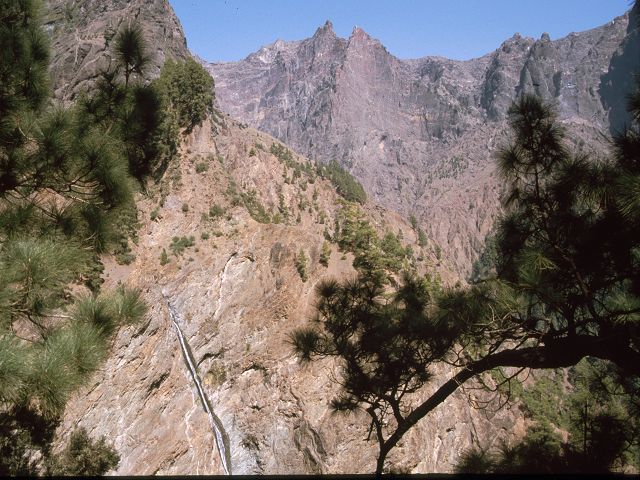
xmin=206 ymin=6 xmax=638 ymax=275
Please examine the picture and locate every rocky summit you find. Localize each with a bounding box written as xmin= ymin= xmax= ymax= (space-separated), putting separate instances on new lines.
xmin=208 ymin=7 xmax=640 ymax=275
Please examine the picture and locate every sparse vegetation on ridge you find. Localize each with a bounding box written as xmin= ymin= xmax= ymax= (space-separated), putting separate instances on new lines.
xmin=318 ymin=160 xmax=367 ymax=204
xmin=295 ymin=249 xmax=309 ymax=281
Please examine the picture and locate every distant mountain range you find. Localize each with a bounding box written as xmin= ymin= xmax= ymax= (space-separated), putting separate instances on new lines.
xmin=207 ymin=6 xmax=639 ymax=275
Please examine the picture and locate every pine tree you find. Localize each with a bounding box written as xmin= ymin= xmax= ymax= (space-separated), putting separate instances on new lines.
xmin=0 ymin=2 xmax=149 ymax=474
xmin=292 ymin=89 xmax=640 ymax=474
xmin=295 ymin=249 xmax=308 ymax=281
xmin=46 ymin=428 xmax=119 ymax=475
xmin=155 ymin=58 xmax=214 ymax=133
xmin=319 ymin=241 xmax=331 ymax=267
xmin=77 ymin=23 xmax=166 ymax=183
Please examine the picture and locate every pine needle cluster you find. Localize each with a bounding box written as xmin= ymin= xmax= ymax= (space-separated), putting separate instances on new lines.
xmin=0 ymin=1 xmax=154 ymax=474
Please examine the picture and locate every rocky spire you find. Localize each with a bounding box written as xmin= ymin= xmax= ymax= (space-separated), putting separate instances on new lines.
xmin=313 ymin=20 xmax=335 ymax=38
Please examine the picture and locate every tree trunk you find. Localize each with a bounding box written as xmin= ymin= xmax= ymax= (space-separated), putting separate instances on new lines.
xmin=370 ymin=335 xmax=639 ymax=474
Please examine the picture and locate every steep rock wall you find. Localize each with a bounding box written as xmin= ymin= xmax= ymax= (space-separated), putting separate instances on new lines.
xmin=208 ymin=7 xmax=639 ymax=276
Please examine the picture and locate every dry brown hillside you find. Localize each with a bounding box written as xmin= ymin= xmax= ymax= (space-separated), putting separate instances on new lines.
xmin=55 ymin=112 xmax=522 ymax=474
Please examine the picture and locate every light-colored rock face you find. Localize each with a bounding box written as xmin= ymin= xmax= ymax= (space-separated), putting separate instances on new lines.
xmin=57 ymin=117 xmax=522 ymax=474
xmin=207 ymin=7 xmax=639 ymax=277
xmin=43 ymin=0 xmax=189 ymax=101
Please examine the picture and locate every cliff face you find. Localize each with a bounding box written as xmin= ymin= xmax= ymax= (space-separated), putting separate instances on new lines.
xmin=56 ymin=114 xmax=522 ymax=474
xmin=208 ymin=8 xmax=639 ymax=275
xmin=43 ymin=0 xmax=189 ymax=100
xmin=42 ymin=4 xmax=520 ymax=472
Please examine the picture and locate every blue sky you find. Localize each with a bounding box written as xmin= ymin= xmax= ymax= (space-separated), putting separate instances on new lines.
xmin=168 ymin=0 xmax=633 ymax=62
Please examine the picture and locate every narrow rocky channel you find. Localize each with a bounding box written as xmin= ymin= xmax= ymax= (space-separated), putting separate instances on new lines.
xmin=163 ymin=294 xmax=232 ymax=475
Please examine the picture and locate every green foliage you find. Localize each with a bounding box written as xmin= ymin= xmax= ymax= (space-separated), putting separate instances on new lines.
xmin=0 ymin=0 xmax=50 ymax=143
xmin=0 ymin=8 xmax=151 ymax=473
xmin=380 ymin=231 xmax=410 ymax=264
xmin=0 ymin=285 xmax=146 ymax=423
xmin=334 ymin=204 xmax=411 ymax=280
xmin=290 ymin=271 xmax=449 ymax=426
xmin=28 ymin=322 xmax=107 ymax=417
xmin=181 ymin=203 xmax=189 ymax=213
xmin=457 ymin=364 xmax=640 ymax=474
xmin=154 ymin=58 xmax=214 ymax=133
xmin=295 ymin=249 xmax=308 ymax=281
xmin=47 ymin=428 xmax=119 ymax=475
xmin=564 ymin=359 xmax=640 ymax=470
xmin=208 ymin=203 xmax=224 ymax=219
xmin=113 ymin=238 xmax=135 ymax=265
xmin=241 ymin=190 xmax=270 ymax=223
xmin=318 ymin=160 xmax=367 ymax=204
xmin=195 ymin=162 xmax=208 ymax=173
xmin=456 ymin=422 xmax=565 ymax=473
xmin=270 ymin=143 xmax=316 ymax=180
xmin=519 ymin=371 xmax=568 ymax=426
xmin=417 ymin=228 xmax=428 ymax=247
xmin=169 ymin=235 xmax=195 ymax=257
xmin=469 ymin=231 xmax=498 ymax=283
xmin=225 ymin=179 xmax=242 ymax=206
xmin=0 ymin=406 xmax=58 ymax=475
xmin=114 ymin=24 xmax=150 ymax=87
xmin=0 ymin=335 xmax=30 ymax=404
xmin=277 ymin=190 xmax=289 ymax=222
xmin=72 ymin=287 xmax=146 ymax=339
xmin=293 ymin=88 xmax=640 ymax=473
xmin=0 ymin=237 xmax=88 ymax=321
xmin=159 ymin=248 xmax=169 ymax=265
xmin=409 ymin=215 xmax=418 ymax=231
xmin=78 ymin=24 xmax=168 ymax=183
xmin=434 ymin=155 xmax=468 ymax=180
xmin=320 ymin=241 xmax=331 ymax=267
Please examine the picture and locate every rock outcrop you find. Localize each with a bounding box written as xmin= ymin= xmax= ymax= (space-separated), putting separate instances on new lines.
xmin=43 ymin=0 xmax=189 ymax=100
xmin=208 ymin=6 xmax=640 ymax=276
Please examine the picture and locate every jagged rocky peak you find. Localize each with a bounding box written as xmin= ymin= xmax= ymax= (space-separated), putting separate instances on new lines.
xmin=308 ymin=19 xmax=344 ymax=58
xmin=246 ymin=20 xmax=339 ymax=65
xmin=481 ymin=32 xmax=535 ymax=120
xmin=499 ymin=32 xmax=533 ymax=53
xmin=313 ymin=20 xmax=336 ymax=38
xmin=248 ymin=39 xmax=287 ymax=64
xmin=209 ymin=5 xmax=638 ymax=276
xmin=348 ymin=24 xmax=381 ymax=48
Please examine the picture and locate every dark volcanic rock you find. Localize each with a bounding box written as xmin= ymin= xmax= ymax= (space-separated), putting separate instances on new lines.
xmin=481 ymin=33 xmax=534 ymax=120
xmin=601 ymin=3 xmax=640 ymax=133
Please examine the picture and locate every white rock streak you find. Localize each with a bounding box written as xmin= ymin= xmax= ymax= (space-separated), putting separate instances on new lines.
xmin=164 ymin=294 xmax=232 ymax=475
